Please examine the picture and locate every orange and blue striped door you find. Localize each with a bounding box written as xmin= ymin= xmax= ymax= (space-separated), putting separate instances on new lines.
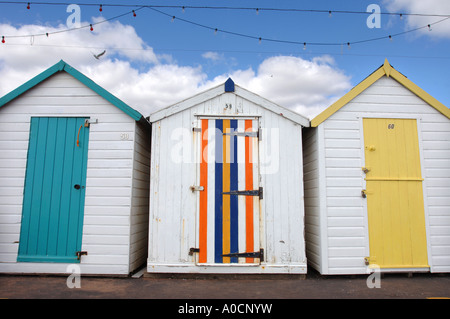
xmin=198 ymin=118 xmax=260 ymax=264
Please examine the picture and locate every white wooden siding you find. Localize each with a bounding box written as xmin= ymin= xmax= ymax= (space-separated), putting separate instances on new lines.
xmin=312 ymin=76 xmax=450 ymax=274
xmin=148 ymin=89 xmax=307 ymax=273
xmin=0 ymin=72 xmax=147 ymax=275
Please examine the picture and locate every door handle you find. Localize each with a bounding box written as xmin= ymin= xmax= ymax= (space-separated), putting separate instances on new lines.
xmin=74 ymin=184 xmax=81 ymax=190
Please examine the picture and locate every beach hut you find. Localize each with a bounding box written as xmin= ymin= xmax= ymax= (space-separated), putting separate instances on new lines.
xmin=0 ymin=60 xmax=151 ymax=275
xmin=147 ymin=78 xmax=310 ymax=274
xmin=303 ymin=59 xmax=450 ymax=275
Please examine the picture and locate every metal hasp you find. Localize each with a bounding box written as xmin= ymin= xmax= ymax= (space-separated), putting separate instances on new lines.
xmin=189 ymin=248 xmax=200 ymax=256
xmin=222 ymin=249 xmax=264 ymax=262
xmin=76 ymin=251 xmax=87 ymax=260
xmin=222 ymin=187 xmax=263 ymax=199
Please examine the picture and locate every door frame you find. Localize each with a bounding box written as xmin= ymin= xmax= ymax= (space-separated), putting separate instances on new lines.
xmin=359 ymin=114 xmax=432 ymax=271
xmin=193 ymin=115 xmax=262 ymax=266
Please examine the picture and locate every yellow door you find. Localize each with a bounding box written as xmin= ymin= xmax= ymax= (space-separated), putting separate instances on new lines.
xmin=363 ymin=118 xmax=428 ymax=269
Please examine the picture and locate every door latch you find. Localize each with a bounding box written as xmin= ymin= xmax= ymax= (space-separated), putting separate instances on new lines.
xmin=76 ymin=251 xmax=88 ymax=260
xmin=361 ymin=189 xmax=368 ymax=198
xmin=362 ymin=167 xmax=370 ymax=174
xmin=190 ymin=186 xmax=204 ymax=192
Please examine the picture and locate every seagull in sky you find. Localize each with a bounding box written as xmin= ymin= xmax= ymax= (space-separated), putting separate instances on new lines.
xmin=92 ymin=50 xmax=106 ymax=60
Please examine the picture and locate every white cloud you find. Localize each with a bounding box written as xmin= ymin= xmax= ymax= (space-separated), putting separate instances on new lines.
xmin=202 ymin=51 xmax=223 ymax=61
xmin=211 ymin=55 xmax=352 ymax=118
xmin=0 ymin=21 xmax=352 ymax=119
xmin=384 ymin=0 xmax=450 ymax=38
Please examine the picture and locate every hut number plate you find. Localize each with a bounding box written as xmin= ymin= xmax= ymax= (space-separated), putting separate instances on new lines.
xmin=387 ymin=124 xmax=395 ymax=129
xmin=120 ymin=133 xmax=129 ymax=140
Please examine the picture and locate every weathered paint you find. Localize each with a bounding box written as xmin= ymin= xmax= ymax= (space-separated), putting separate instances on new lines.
xmin=148 ymin=80 xmax=308 ymax=274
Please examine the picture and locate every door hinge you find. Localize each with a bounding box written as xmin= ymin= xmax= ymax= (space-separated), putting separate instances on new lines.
xmin=222 ymin=187 xmax=263 ymax=199
xmin=189 ymin=248 xmax=200 ymax=256
xmin=222 ymin=249 xmax=264 ymax=262
xmin=223 ymin=128 xmax=262 ymax=141
xmin=84 ymin=118 xmax=98 ymax=127
xmin=76 ymin=251 xmax=88 ymax=260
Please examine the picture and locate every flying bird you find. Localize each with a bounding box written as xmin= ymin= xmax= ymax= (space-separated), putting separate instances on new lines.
xmin=92 ymin=50 xmax=106 ymax=60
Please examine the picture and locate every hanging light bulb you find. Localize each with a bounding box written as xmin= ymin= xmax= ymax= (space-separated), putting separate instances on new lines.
xmin=389 ymin=35 xmax=393 ymax=42
xmin=214 ymin=28 xmax=218 ymax=35
xmin=259 ymin=37 xmax=262 ymax=44
xmin=428 ymin=24 xmax=432 ymax=31
xmin=399 ymin=13 xmax=403 ymax=20
xmin=132 ymin=10 xmax=136 ymax=17
xmin=90 ymin=24 xmax=94 ymax=31
xmin=171 ymin=16 xmax=176 ymax=22
xmin=347 ymin=42 xmax=351 ymax=49
xmin=329 ymin=11 xmax=332 ymax=18
xmin=1 ymin=36 xmax=5 ymax=43
xmin=303 ymin=42 xmax=306 ymax=50
xmin=99 ymin=4 xmax=103 ymax=12
xmin=27 ymin=2 xmax=30 ymax=10
xmin=256 ymin=8 xmax=259 ymax=15
xmin=182 ymin=6 xmax=185 ymax=13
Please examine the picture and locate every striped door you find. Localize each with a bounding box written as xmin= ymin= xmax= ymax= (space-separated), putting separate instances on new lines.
xmin=363 ymin=118 xmax=428 ymax=269
xmin=197 ymin=118 xmax=260 ymax=264
xmin=18 ymin=117 xmax=90 ymax=263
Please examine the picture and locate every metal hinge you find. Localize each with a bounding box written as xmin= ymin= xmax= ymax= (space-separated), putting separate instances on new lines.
xmin=222 ymin=187 xmax=263 ymax=199
xmin=189 ymin=248 xmax=200 ymax=256
xmin=223 ymin=128 xmax=262 ymax=141
xmin=190 ymin=185 xmax=204 ymax=192
xmin=84 ymin=119 xmax=98 ymax=127
xmin=76 ymin=251 xmax=88 ymax=260
xmin=222 ymin=249 xmax=264 ymax=262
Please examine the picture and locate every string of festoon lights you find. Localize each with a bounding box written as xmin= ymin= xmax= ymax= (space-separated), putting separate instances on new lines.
xmin=0 ymin=2 xmax=449 ymax=48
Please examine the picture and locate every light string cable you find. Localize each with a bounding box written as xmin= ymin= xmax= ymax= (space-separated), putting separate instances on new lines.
xmin=0 ymin=2 xmax=450 ymax=18
xmin=147 ymin=7 xmax=450 ymax=47
xmin=0 ymin=5 xmax=146 ymax=42
xmin=0 ymin=2 xmax=449 ymax=47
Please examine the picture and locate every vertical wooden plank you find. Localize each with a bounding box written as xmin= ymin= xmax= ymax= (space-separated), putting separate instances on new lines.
xmin=199 ymin=119 xmax=208 ymax=263
xmin=47 ymin=118 xmax=67 ymax=256
xmin=237 ymin=120 xmax=246 ymax=263
xmin=206 ymin=120 xmax=216 ymax=264
xmin=222 ymin=119 xmax=231 ymax=263
xmin=229 ymin=119 xmax=238 ymax=263
xmin=245 ymin=119 xmax=254 ymax=263
xmin=18 ymin=117 xmax=40 ymax=257
xmin=214 ymin=119 xmax=223 ymax=263
xmin=36 ymin=117 xmax=58 ymax=256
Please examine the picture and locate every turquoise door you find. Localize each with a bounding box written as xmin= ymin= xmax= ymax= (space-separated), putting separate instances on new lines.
xmin=18 ymin=117 xmax=90 ymax=263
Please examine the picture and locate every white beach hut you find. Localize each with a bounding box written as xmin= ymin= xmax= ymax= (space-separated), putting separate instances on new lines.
xmin=0 ymin=60 xmax=151 ymax=275
xmin=147 ymin=78 xmax=310 ymax=274
xmin=303 ymin=59 xmax=450 ymax=275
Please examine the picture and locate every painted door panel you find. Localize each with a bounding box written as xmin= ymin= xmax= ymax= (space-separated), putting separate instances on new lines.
xmin=197 ymin=118 xmax=260 ymax=264
xmin=18 ymin=117 xmax=89 ymax=263
xmin=363 ymin=118 xmax=428 ymax=269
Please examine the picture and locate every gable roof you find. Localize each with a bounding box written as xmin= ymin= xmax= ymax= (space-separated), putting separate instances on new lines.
xmin=311 ymin=59 xmax=450 ymax=127
xmin=0 ymin=60 xmax=149 ymax=127
xmin=149 ymin=78 xmax=310 ymax=127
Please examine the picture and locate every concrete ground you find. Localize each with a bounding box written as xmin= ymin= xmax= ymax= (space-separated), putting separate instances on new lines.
xmin=1 ymin=269 xmax=449 ymax=299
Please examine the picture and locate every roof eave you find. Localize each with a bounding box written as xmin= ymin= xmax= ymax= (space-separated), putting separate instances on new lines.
xmin=311 ymin=59 xmax=450 ymax=127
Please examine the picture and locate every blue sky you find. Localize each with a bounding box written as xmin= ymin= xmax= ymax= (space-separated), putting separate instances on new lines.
xmin=0 ymin=0 xmax=449 ymax=118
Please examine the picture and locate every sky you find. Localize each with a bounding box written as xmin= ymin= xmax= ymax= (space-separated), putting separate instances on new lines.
xmin=0 ymin=0 xmax=449 ymax=119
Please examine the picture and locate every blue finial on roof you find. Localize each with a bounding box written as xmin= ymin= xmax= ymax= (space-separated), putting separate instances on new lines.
xmin=225 ymin=78 xmax=235 ymax=92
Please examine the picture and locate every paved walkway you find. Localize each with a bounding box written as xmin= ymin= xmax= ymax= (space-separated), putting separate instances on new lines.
xmin=1 ymin=270 xmax=449 ymax=299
